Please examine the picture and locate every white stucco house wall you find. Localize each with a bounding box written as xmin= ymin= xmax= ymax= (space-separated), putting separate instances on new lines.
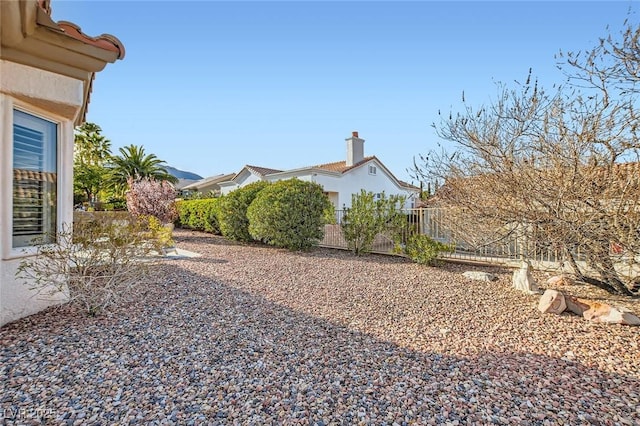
xmin=1 ymin=0 xmax=124 ymax=326
xmin=219 ymin=132 xmax=421 ymax=209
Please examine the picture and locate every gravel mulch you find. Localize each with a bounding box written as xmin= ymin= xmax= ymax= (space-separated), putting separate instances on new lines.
xmin=1 ymin=229 xmax=639 ymax=425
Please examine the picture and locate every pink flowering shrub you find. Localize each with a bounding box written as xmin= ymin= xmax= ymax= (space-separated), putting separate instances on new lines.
xmin=126 ymin=178 xmax=178 ymax=224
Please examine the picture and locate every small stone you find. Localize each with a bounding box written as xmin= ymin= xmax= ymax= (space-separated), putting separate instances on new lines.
xmin=462 ymin=271 xmax=498 ymax=282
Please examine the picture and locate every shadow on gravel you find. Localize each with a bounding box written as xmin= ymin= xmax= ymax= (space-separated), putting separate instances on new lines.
xmin=173 ymin=229 xmax=245 ymax=247
xmin=174 ymin=229 xmax=517 ymax=270
xmin=1 ymin=263 xmax=638 ymax=425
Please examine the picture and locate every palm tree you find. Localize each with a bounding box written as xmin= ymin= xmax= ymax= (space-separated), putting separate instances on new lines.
xmin=73 ymin=122 xmax=112 ymax=206
xmin=108 ymin=144 xmax=178 ymax=196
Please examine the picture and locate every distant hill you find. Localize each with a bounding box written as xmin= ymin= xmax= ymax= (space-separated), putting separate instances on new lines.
xmin=165 ymin=166 xmax=203 ymax=181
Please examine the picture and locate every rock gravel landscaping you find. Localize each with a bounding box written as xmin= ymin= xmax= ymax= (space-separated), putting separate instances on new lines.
xmin=2 ymin=229 xmax=639 ymax=425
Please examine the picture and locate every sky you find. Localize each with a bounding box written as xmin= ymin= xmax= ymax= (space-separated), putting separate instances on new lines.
xmin=51 ymin=1 xmax=636 ymax=183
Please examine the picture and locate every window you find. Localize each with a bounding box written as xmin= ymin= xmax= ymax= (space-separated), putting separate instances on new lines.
xmin=368 ymin=165 xmax=377 ymax=175
xmin=12 ymin=110 xmax=58 ymax=248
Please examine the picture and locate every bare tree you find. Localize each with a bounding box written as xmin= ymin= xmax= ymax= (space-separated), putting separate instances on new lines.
xmin=414 ymin=20 xmax=640 ymax=296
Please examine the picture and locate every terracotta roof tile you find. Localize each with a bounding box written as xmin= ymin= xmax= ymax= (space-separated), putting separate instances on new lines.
xmin=313 ymin=156 xmax=375 ymax=173
xmin=14 ymin=169 xmax=56 ymax=183
xmin=398 ymin=180 xmax=420 ymax=190
xmin=37 ymin=0 xmax=125 ymax=59
xmin=57 ymin=22 xmax=125 ymax=59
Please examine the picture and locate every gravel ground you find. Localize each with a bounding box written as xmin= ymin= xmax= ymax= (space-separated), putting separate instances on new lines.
xmin=1 ymin=229 xmax=639 ymax=425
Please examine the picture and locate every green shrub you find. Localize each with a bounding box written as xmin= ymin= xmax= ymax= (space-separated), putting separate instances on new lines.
xmin=403 ymin=234 xmax=453 ymax=265
xmin=175 ymin=199 xmax=221 ymax=234
xmin=219 ymin=181 xmax=270 ymax=242
xmin=146 ymin=215 xmax=175 ymax=249
xmin=247 ymin=178 xmax=332 ymax=250
xmin=341 ymin=190 xmax=406 ymax=255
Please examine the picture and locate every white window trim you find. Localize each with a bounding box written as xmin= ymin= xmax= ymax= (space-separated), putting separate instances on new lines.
xmin=368 ymin=165 xmax=377 ymax=175
xmin=1 ymin=96 xmax=72 ymax=260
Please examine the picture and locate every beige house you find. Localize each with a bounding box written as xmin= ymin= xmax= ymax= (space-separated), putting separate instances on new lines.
xmin=1 ymin=0 xmax=124 ymax=326
xmin=180 ymin=173 xmax=236 ymax=198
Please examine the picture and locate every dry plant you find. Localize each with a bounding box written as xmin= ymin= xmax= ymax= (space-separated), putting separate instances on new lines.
xmin=414 ymin=19 xmax=640 ymax=296
xmin=17 ymin=217 xmax=162 ymax=316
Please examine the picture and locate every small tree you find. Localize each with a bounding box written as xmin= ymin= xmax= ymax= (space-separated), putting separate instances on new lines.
xmin=247 ymin=178 xmax=332 ymax=250
xmin=126 ymin=178 xmax=178 ymax=224
xmin=218 ymin=181 xmax=270 ymax=242
xmin=341 ymin=190 xmax=406 ymax=255
xmin=414 ymin=19 xmax=640 ymax=296
xmin=73 ymin=122 xmax=112 ymax=207
xmin=17 ymin=218 xmax=160 ymax=316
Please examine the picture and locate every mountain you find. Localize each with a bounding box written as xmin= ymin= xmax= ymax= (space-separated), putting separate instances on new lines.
xmin=165 ymin=166 xmax=203 ymax=181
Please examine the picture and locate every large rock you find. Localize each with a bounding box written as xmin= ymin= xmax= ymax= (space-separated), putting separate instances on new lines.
xmin=564 ymin=295 xmax=591 ymax=316
xmin=512 ymin=261 xmax=539 ymax=294
xmin=463 ymin=271 xmax=498 ymax=282
xmin=583 ymin=303 xmax=640 ymax=326
xmin=538 ymin=289 xmax=566 ymax=314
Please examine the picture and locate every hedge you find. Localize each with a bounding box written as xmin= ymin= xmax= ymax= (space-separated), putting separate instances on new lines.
xmin=175 ymin=198 xmax=221 ymax=234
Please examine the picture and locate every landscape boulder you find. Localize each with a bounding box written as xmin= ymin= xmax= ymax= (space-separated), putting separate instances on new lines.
xmin=512 ymin=261 xmax=539 ymax=294
xmin=564 ymin=295 xmax=591 ymax=316
xmin=538 ymin=289 xmax=566 ymax=314
xmin=538 ymin=291 xmax=640 ymax=326
xmin=582 ymin=302 xmax=640 ymax=326
xmin=463 ymin=271 xmax=498 ymax=282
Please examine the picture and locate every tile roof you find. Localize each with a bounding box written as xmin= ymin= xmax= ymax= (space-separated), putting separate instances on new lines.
xmin=37 ymin=0 xmax=125 ymax=59
xmin=313 ymin=157 xmax=419 ymax=190
xmin=230 ymin=157 xmax=420 ymax=193
xmin=312 ymin=157 xmax=375 ymax=173
xmin=397 ymin=180 xmax=421 ymax=190
xmin=28 ymin=0 xmax=125 ymax=125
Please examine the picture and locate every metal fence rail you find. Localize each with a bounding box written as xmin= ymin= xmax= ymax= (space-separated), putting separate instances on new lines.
xmin=319 ymin=208 xmax=569 ymax=266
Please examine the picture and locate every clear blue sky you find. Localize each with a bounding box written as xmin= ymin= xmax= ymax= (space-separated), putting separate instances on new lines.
xmin=52 ymin=1 xmax=636 ymax=183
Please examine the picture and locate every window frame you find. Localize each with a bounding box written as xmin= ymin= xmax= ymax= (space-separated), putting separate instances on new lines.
xmin=2 ymin=99 xmax=66 ymax=259
xmin=368 ymin=165 xmax=377 ymax=175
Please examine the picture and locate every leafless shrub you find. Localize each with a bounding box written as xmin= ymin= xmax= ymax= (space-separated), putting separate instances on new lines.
xmin=17 ymin=217 xmax=162 ymax=316
xmin=414 ymin=20 xmax=640 ymax=296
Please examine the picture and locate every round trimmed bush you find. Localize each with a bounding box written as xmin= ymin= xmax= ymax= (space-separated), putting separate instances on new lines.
xmin=247 ymin=178 xmax=332 ymax=250
xmin=218 ymin=181 xmax=270 ymax=242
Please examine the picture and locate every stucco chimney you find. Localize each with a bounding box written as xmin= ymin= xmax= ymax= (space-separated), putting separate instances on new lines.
xmin=346 ymin=131 xmax=364 ymax=166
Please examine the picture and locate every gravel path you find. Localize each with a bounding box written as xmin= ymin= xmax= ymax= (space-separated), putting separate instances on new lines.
xmin=1 ymin=229 xmax=639 ymax=425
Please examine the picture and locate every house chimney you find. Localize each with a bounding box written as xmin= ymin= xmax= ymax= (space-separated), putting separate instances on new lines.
xmin=345 ymin=131 xmax=364 ymax=166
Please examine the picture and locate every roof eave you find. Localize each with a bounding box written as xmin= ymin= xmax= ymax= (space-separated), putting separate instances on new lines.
xmin=1 ymin=0 xmax=124 ymax=125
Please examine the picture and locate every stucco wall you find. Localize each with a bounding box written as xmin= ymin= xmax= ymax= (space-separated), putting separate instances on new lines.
xmin=1 ymin=61 xmax=81 ymax=327
xmin=1 ymin=258 xmax=68 ymax=326
xmin=220 ymin=170 xmax=262 ymax=195
xmin=332 ymin=161 xmax=416 ymax=209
